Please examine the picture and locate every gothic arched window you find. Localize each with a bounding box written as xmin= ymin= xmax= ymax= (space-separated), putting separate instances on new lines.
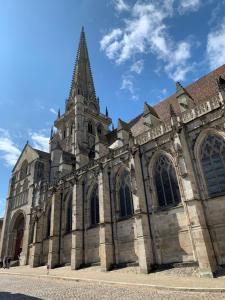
xmin=16 ymin=184 xmax=21 ymax=195
xmin=200 ymin=134 xmax=225 ymax=197
xmin=90 ymin=186 xmax=99 ymax=226
xmin=70 ymin=123 xmax=74 ymax=135
xmin=119 ymin=170 xmax=133 ymax=217
xmin=46 ymin=207 xmax=51 ymax=238
xmin=154 ymin=155 xmax=181 ymax=208
xmin=36 ymin=161 xmax=44 ymax=180
xmin=97 ymin=124 xmax=103 ymax=136
xmin=20 ymin=160 xmax=28 ymax=180
xmin=66 ymin=196 xmax=72 ymax=233
xmin=23 ymin=179 xmax=28 ymax=191
xmin=88 ymin=121 xmax=94 ymax=134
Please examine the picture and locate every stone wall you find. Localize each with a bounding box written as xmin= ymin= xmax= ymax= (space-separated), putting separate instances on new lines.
xmin=204 ymin=196 xmax=225 ymax=265
xmin=85 ymin=226 xmax=100 ymax=265
xmin=116 ymin=218 xmax=137 ymax=264
xmin=151 ymin=206 xmax=194 ymax=265
xmin=62 ymin=233 xmax=72 ymax=264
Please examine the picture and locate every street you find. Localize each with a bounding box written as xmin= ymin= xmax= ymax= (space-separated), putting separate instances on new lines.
xmin=0 ymin=274 xmax=224 ymax=300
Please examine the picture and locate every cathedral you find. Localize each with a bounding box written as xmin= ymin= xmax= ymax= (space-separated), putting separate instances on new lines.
xmin=1 ymin=27 xmax=225 ymax=278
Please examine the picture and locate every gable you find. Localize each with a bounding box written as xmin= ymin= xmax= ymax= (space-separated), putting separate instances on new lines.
xmin=12 ymin=144 xmax=39 ymax=173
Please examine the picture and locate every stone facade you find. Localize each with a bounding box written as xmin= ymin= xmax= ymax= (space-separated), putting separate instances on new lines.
xmin=1 ymin=28 xmax=225 ymax=277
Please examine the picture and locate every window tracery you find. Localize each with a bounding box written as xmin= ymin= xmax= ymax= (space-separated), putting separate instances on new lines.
xmin=88 ymin=121 xmax=94 ymax=134
xmin=66 ymin=196 xmax=72 ymax=233
xmin=200 ymin=134 xmax=225 ymax=197
xmin=46 ymin=207 xmax=51 ymax=238
xmin=20 ymin=160 xmax=28 ymax=180
xmin=90 ymin=186 xmax=99 ymax=226
xmin=154 ymin=155 xmax=181 ymax=208
xmin=118 ymin=170 xmax=133 ymax=217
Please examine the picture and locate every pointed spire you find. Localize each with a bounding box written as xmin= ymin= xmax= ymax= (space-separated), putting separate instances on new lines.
xmin=69 ymin=27 xmax=96 ymax=101
xmin=58 ymin=109 xmax=61 ymax=118
xmin=105 ymin=106 xmax=108 ymax=117
xmin=176 ymin=82 xmax=183 ymax=92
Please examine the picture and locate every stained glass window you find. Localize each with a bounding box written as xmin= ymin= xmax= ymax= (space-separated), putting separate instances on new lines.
xmin=91 ymin=186 xmax=99 ymax=225
xmin=119 ymin=171 xmax=133 ymax=217
xmin=66 ymin=196 xmax=72 ymax=233
xmin=200 ymin=134 xmax=225 ymax=197
xmin=154 ymin=155 xmax=181 ymax=207
xmin=46 ymin=207 xmax=51 ymax=238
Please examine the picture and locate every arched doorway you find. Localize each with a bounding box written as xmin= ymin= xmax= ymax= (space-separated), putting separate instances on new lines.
xmin=11 ymin=213 xmax=25 ymax=260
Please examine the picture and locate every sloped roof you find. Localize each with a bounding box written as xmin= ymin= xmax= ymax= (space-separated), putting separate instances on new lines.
xmin=34 ymin=149 xmax=50 ymax=159
xmin=154 ymin=64 xmax=225 ymax=121
xmin=127 ymin=64 xmax=225 ymax=132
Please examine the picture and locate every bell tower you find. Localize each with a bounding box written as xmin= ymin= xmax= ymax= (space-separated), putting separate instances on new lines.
xmin=51 ymin=27 xmax=111 ymax=169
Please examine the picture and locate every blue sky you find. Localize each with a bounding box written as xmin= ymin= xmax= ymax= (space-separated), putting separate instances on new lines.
xmin=1 ymin=0 xmax=225 ymax=216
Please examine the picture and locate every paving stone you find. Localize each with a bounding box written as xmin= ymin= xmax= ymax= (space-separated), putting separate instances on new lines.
xmin=0 ymin=275 xmax=224 ymax=300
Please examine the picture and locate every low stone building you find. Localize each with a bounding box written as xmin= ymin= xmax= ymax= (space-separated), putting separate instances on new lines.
xmin=1 ymin=28 xmax=225 ymax=277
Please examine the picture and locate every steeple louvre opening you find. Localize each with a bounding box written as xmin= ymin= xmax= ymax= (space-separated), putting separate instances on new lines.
xmin=69 ymin=27 xmax=96 ymax=102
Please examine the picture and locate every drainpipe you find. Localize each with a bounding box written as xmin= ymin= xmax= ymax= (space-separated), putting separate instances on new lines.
xmin=138 ymin=145 xmax=156 ymax=265
xmin=107 ymin=170 xmax=116 ymax=267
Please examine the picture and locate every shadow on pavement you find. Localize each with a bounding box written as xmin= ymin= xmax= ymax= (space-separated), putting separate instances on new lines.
xmin=0 ymin=292 xmax=41 ymax=299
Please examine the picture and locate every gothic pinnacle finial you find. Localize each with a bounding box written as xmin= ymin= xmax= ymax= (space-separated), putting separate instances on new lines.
xmin=105 ymin=106 xmax=108 ymax=117
xmin=176 ymin=81 xmax=183 ymax=92
xmin=58 ymin=109 xmax=61 ymax=118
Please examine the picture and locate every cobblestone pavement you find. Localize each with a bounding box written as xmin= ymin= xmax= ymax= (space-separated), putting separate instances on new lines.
xmin=0 ymin=275 xmax=224 ymax=300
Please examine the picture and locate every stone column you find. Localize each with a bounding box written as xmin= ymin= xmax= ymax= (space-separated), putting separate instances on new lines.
xmin=30 ymin=217 xmax=43 ymax=267
xmin=48 ymin=192 xmax=61 ymax=268
xmin=20 ymin=211 xmax=31 ymax=266
xmin=132 ymin=149 xmax=154 ymax=273
xmin=98 ymin=167 xmax=114 ymax=271
xmin=0 ymin=178 xmax=14 ymax=260
xmin=177 ymin=130 xmax=217 ymax=277
xmin=71 ymin=181 xmax=84 ymax=270
xmin=0 ymin=198 xmax=11 ymax=259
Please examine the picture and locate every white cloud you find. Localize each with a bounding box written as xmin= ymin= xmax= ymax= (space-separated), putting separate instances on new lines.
xmin=121 ymin=74 xmax=138 ymax=100
xmin=0 ymin=129 xmax=21 ymax=167
xmin=178 ymin=0 xmax=201 ymax=14
xmin=100 ymin=0 xmax=193 ymax=81
xmin=161 ymin=88 xmax=167 ymax=96
xmin=207 ymin=20 xmax=225 ymax=70
xmin=114 ymin=0 xmax=130 ymax=12
xmin=49 ymin=108 xmax=57 ymax=115
xmin=30 ymin=132 xmax=49 ymax=152
xmin=130 ymin=60 xmax=144 ymax=74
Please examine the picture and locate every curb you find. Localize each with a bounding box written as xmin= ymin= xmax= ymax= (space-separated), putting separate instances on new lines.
xmin=0 ymin=272 xmax=225 ymax=293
